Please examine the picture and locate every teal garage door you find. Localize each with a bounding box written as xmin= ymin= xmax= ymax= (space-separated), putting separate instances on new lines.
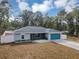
xmin=51 ymin=34 xmax=60 ymax=40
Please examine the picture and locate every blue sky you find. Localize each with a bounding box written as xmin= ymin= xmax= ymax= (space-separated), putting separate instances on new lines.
xmin=9 ymin=0 xmax=79 ymax=17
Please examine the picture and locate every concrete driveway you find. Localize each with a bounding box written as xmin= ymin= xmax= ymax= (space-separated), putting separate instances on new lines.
xmin=52 ymin=39 xmax=79 ymax=51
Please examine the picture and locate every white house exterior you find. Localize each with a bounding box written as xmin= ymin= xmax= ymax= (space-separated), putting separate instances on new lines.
xmin=1 ymin=31 xmax=14 ymax=43
xmin=1 ymin=26 xmax=67 ymax=43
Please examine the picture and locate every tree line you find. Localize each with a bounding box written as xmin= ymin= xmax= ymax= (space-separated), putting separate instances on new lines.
xmin=0 ymin=0 xmax=79 ymax=37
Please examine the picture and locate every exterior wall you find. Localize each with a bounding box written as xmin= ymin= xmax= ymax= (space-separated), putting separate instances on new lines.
xmin=14 ymin=32 xmax=30 ymax=41
xmin=25 ymin=33 xmax=30 ymax=40
xmin=1 ymin=34 xmax=14 ymax=43
xmin=48 ymin=33 xmax=51 ymax=40
xmin=61 ymin=34 xmax=67 ymax=39
xmin=14 ymin=34 xmax=20 ymax=41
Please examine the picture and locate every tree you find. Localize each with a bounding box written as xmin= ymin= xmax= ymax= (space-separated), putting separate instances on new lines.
xmin=56 ymin=8 xmax=79 ymax=36
xmin=70 ymin=8 xmax=79 ymax=36
xmin=21 ymin=10 xmax=43 ymax=26
xmin=0 ymin=0 xmax=10 ymax=34
xmin=11 ymin=20 xmax=23 ymax=29
xmin=20 ymin=10 xmax=33 ymax=26
xmin=56 ymin=10 xmax=67 ymax=31
xmin=32 ymin=11 xmax=43 ymax=26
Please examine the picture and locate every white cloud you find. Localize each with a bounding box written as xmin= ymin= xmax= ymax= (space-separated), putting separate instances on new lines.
xmin=65 ymin=0 xmax=78 ymax=13
xmin=32 ymin=0 xmax=53 ymax=14
xmin=54 ymin=0 xmax=79 ymax=13
xmin=19 ymin=2 xmax=30 ymax=11
xmin=16 ymin=0 xmax=79 ymax=14
xmin=16 ymin=0 xmax=30 ymax=11
xmin=54 ymin=0 xmax=68 ymax=8
xmin=16 ymin=0 xmax=26 ymax=3
xmin=65 ymin=6 xmax=73 ymax=13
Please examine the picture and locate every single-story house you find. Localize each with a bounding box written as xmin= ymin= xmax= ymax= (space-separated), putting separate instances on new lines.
xmin=1 ymin=26 xmax=67 ymax=43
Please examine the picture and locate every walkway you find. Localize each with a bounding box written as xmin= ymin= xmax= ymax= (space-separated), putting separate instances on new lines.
xmin=52 ymin=40 xmax=79 ymax=51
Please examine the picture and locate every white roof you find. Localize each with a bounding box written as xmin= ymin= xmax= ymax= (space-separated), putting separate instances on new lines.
xmin=15 ymin=26 xmax=61 ymax=33
xmin=2 ymin=31 xmax=14 ymax=36
xmin=4 ymin=31 xmax=14 ymax=33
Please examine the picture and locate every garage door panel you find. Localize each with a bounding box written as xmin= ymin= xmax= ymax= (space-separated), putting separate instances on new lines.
xmin=51 ymin=34 xmax=60 ymax=40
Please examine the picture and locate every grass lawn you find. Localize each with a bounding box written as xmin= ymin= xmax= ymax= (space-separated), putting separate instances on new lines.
xmin=0 ymin=42 xmax=79 ymax=59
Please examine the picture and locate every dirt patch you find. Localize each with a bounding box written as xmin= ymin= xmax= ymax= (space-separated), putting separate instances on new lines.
xmin=67 ymin=36 xmax=79 ymax=43
xmin=0 ymin=42 xmax=79 ymax=59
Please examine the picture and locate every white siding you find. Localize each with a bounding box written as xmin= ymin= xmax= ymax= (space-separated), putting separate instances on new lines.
xmin=1 ymin=34 xmax=14 ymax=43
xmin=20 ymin=33 xmax=30 ymax=40
xmin=14 ymin=34 xmax=20 ymax=41
xmin=14 ymin=33 xmax=30 ymax=41
xmin=48 ymin=33 xmax=51 ymax=40
xmin=1 ymin=31 xmax=14 ymax=43
xmin=61 ymin=34 xmax=67 ymax=39
xmin=24 ymin=33 xmax=30 ymax=40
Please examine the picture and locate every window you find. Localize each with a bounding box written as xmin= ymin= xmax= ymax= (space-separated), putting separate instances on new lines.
xmin=21 ymin=35 xmax=24 ymax=39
